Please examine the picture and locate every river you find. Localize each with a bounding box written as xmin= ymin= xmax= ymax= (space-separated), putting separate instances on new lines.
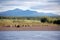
xmin=0 ymin=31 xmax=60 ymax=40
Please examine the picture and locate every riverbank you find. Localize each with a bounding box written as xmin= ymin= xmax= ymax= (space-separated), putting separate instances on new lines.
xmin=0 ymin=25 xmax=60 ymax=31
xmin=0 ymin=19 xmax=60 ymax=31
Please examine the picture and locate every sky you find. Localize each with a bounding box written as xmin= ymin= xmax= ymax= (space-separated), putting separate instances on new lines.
xmin=0 ymin=0 xmax=60 ymax=15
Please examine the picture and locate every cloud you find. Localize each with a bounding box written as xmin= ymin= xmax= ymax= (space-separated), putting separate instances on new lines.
xmin=48 ymin=0 xmax=60 ymax=5
xmin=0 ymin=0 xmax=60 ymax=15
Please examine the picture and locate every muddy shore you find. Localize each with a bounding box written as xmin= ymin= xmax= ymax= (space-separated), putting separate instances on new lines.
xmin=0 ymin=25 xmax=60 ymax=31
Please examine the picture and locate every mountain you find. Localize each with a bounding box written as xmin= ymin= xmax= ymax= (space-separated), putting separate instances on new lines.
xmin=0 ymin=8 xmax=58 ymax=17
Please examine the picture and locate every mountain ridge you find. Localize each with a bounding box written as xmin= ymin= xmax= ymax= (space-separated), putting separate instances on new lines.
xmin=0 ymin=8 xmax=58 ymax=17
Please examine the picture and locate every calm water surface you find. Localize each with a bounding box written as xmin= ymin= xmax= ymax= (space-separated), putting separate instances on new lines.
xmin=0 ymin=31 xmax=60 ymax=40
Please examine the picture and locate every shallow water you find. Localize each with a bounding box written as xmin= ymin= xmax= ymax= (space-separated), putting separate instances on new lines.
xmin=0 ymin=31 xmax=60 ymax=40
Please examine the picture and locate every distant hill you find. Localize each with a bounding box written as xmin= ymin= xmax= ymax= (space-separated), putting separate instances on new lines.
xmin=0 ymin=8 xmax=58 ymax=17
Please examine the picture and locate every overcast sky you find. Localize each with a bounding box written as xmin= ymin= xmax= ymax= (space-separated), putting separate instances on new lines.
xmin=0 ymin=0 xmax=60 ymax=15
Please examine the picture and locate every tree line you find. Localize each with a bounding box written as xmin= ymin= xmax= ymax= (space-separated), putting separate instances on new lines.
xmin=0 ymin=16 xmax=60 ymax=25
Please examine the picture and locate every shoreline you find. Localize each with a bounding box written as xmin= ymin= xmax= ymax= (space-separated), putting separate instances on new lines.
xmin=0 ymin=26 xmax=60 ymax=31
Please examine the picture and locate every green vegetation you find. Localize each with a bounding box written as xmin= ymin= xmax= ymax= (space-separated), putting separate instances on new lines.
xmin=0 ymin=16 xmax=60 ymax=27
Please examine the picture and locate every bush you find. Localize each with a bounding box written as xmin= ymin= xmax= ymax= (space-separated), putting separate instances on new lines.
xmin=53 ymin=20 xmax=60 ymax=25
xmin=41 ymin=18 xmax=48 ymax=23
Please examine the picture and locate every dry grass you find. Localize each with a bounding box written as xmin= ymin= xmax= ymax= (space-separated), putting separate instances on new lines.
xmin=0 ymin=19 xmax=60 ymax=31
xmin=0 ymin=19 xmax=59 ymax=26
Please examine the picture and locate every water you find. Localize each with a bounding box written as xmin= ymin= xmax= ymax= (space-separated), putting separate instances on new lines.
xmin=0 ymin=31 xmax=60 ymax=40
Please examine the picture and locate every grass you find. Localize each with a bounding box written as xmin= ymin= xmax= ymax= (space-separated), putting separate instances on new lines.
xmin=0 ymin=19 xmax=59 ymax=27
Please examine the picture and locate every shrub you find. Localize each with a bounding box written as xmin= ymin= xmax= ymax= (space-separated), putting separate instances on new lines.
xmin=41 ymin=18 xmax=48 ymax=23
xmin=53 ymin=20 xmax=60 ymax=25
